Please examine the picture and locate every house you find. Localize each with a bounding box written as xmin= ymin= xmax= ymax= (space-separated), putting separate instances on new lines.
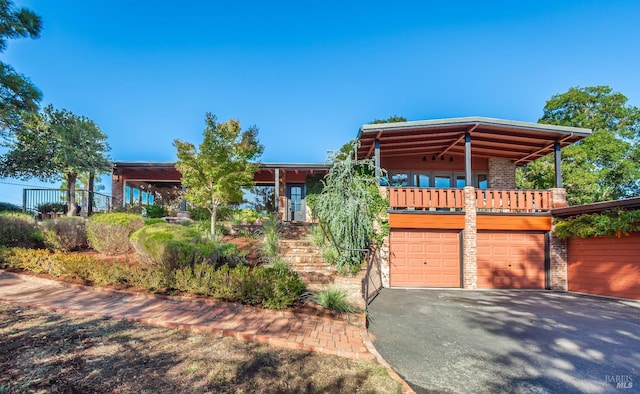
xmin=356 ymin=117 xmax=591 ymax=291
xmin=111 ymin=116 xmax=592 ymax=293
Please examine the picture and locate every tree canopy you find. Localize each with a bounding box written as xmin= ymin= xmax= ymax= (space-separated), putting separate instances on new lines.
xmin=517 ymin=86 xmax=640 ymax=205
xmin=369 ymin=115 xmax=407 ymax=124
xmin=174 ymin=113 xmax=263 ymax=239
xmin=0 ymin=0 xmax=42 ymax=137
xmin=0 ymin=105 xmax=112 ymax=215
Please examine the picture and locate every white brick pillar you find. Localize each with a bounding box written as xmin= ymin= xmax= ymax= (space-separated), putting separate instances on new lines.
xmin=463 ymin=186 xmax=477 ymax=289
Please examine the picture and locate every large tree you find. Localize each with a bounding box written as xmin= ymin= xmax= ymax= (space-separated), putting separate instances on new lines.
xmin=174 ymin=113 xmax=263 ymax=239
xmin=0 ymin=0 xmax=42 ymax=138
xmin=517 ymin=86 xmax=640 ymax=205
xmin=0 ymin=105 xmax=112 ymax=215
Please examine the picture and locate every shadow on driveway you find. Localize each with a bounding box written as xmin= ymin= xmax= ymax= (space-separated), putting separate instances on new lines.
xmin=367 ymin=289 xmax=640 ymax=393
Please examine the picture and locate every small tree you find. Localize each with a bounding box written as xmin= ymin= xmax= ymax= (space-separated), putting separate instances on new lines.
xmin=0 ymin=105 xmax=112 ymax=215
xmin=174 ymin=113 xmax=263 ymax=239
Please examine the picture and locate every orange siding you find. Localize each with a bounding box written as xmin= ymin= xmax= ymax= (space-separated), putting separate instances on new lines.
xmin=568 ymin=233 xmax=640 ymax=300
xmin=389 ymin=213 xmax=465 ymax=229
xmin=477 ymin=215 xmax=552 ymax=231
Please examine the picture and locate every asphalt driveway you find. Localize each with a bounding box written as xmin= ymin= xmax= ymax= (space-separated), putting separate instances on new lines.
xmin=368 ymin=289 xmax=640 ymax=393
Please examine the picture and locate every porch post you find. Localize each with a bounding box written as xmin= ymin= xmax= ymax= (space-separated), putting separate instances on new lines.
xmin=274 ymin=168 xmax=280 ymax=215
xmin=374 ymin=139 xmax=381 ymax=180
xmin=87 ymin=172 xmax=94 ymax=216
xmin=181 ymin=186 xmax=187 ymax=211
xmin=464 ymin=132 xmax=472 ymax=183
xmin=554 ymin=142 xmax=562 ymax=188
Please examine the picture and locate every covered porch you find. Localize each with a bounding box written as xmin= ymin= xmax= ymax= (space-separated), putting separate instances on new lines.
xmin=111 ymin=162 xmax=331 ymax=222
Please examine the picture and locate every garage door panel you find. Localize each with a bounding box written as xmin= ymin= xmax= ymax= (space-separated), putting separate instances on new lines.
xmin=390 ymin=229 xmax=461 ymax=287
xmin=477 ymin=231 xmax=545 ymax=289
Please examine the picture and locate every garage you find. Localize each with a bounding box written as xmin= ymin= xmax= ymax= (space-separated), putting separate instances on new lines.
xmin=477 ymin=231 xmax=546 ymax=289
xmin=390 ymin=229 xmax=461 ymax=287
xmin=567 ymin=233 xmax=640 ymax=300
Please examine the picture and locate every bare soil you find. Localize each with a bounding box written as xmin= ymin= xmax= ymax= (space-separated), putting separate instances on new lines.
xmin=0 ymin=303 xmax=402 ymax=393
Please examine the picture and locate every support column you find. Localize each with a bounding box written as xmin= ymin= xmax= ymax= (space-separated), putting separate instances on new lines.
xmin=463 ymin=186 xmax=477 ymax=289
xmin=87 ymin=172 xmax=95 ymax=216
xmin=374 ymin=139 xmax=381 ymax=181
xmin=554 ymin=142 xmax=562 ymax=189
xmin=111 ymin=174 xmax=124 ymax=209
xmin=274 ymin=169 xmax=280 ymax=216
xmin=464 ymin=133 xmax=472 ymax=184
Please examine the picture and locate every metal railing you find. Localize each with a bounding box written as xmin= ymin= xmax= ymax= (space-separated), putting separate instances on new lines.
xmin=23 ymin=188 xmax=111 ymax=216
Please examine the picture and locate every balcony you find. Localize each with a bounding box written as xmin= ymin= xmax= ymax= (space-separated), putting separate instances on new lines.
xmin=387 ymin=187 xmax=551 ymax=213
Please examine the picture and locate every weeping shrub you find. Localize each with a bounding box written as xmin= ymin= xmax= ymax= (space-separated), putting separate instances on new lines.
xmin=259 ymin=213 xmax=280 ymax=263
xmin=312 ymin=144 xmax=388 ymax=272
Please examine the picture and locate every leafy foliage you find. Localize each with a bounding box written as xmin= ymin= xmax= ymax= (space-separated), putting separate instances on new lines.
xmin=368 ymin=115 xmax=407 ymax=124
xmin=36 ymin=202 xmax=67 ymax=214
xmin=0 ymin=106 xmax=112 ymax=215
xmin=312 ymin=145 xmax=388 ymax=271
xmin=86 ymin=213 xmax=144 ymax=255
xmin=259 ymin=214 xmax=280 ymax=263
xmin=41 ymin=217 xmax=87 ymax=252
xmin=174 ymin=113 xmax=263 ymax=239
xmin=554 ymin=209 xmax=640 ymax=239
xmin=130 ymin=222 xmax=244 ymax=271
xmin=0 ymin=211 xmax=42 ymax=247
xmin=313 ymin=288 xmax=357 ymax=313
xmin=143 ymin=204 xmax=167 ymax=218
xmin=518 ymin=86 xmax=640 ymax=205
xmin=0 ymin=0 xmax=42 ymax=137
xmin=0 ymin=202 xmax=21 ymax=212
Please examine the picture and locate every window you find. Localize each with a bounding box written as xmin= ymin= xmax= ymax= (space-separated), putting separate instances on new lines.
xmin=434 ymin=176 xmax=451 ymax=188
xmin=390 ymin=173 xmax=409 ymax=187
xmin=477 ymin=174 xmax=488 ymax=189
xmin=455 ymin=176 xmax=466 ymax=188
xmin=414 ymin=173 xmax=430 ymax=188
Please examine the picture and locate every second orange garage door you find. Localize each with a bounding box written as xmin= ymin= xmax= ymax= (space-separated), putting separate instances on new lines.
xmin=390 ymin=229 xmax=461 ymax=287
xmin=477 ymin=231 xmax=546 ymax=289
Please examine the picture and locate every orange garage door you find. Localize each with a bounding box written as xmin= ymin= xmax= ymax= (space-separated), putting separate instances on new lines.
xmin=477 ymin=231 xmax=546 ymax=289
xmin=390 ymin=229 xmax=461 ymax=287
xmin=568 ymin=234 xmax=640 ymax=300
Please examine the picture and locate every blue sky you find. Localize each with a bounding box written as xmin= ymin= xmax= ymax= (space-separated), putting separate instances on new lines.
xmin=2 ymin=0 xmax=640 ymax=204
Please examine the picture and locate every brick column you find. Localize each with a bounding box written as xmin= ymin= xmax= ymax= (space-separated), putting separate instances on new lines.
xmin=549 ymin=187 xmax=568 ymax=291
xmin=277 ymin=170 xmax=287 ymax=221
xmin=111 ymin=176 xmax=124 ymax=208
xmin=488 ymin=158 xmax=516 ymax=189
xmin=463 ymin=186 xmax=477 ymax=289
xmin=549 ymin=228 xmax=568 ymax=291
xmin=550 ymin=187 xmax=568 ymax=208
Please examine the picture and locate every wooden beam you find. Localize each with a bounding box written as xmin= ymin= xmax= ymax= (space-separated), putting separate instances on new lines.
xmin=514 ymin=135 xmax=574 ymax=165
xmin=437 ymin=133 xmax=466 ymax=159
xmin=365 ymin=131 xmax=382 ymax=157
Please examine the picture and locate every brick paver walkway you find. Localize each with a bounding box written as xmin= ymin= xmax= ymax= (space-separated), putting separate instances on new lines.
xmin=0 ymin=271 xmax=374 ymax=360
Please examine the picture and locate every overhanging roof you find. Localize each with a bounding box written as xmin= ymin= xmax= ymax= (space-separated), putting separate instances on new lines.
xmin=357 ymin=116 xmax=592 ymax=165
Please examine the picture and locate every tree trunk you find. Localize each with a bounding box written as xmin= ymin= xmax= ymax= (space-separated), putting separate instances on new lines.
xmin=210 ymin=204 xmax=218 ymax=241
xmin=66 ymin=172 xmax=77 ymax=216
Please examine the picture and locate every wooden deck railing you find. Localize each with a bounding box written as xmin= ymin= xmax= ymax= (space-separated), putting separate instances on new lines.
xmin=387 ymin=187 xmax=551 ymax=213
xmin=475 ymin=189 xmax=550 ymax=213
xmin=387 ymin=188 xmax=464 ymax=211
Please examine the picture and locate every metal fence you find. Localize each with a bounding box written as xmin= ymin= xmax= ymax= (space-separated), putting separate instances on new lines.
xmin=22 ymin=188 xmax=111 ymax=216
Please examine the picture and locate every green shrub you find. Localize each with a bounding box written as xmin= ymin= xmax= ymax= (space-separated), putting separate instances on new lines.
xmin=130 ymin=223 xmax=244 ymax=271
xmin=113 ymin=204 xmax=144 ymax=214
xmin=0 ymin=212 xmax=43 ymax=248
xmin=313 ymin=288 xmax=357 ymax=313
xmin=143 ymin=204 xmax=167 ymax=218
xmin=231 ymin=208 xmax=265 ymax=225
xmin=259 ymin=214 xmax=280 ymax=262
xmin=87 ymin=213 xmax=144 ymax=255
xmin=0 ymin=202 xmax=22 ymax=212
xmin=144 ymin=218 xmax=165 ymax=226
xmin=554 ymin=209 xmax=640 ymax=239
xmin=36 ymin=202 xmax=67 ymax=214
xmin=42 ymin=217 xmax=88 ymax=252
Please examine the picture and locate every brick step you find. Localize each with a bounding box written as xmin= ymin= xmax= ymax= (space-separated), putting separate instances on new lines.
xmin=298 ymin=272 xmax=335 ymax=285
xmin=288 ymin=264 xmax=336 ymax=273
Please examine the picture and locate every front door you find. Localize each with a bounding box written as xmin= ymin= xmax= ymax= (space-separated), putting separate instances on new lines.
xmin=286 ymin=184 xmax=305 ymax=221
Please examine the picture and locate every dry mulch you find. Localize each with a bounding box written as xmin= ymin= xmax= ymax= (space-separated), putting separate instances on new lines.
xmin=0 ymin=303 xmax=402 ymax=393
